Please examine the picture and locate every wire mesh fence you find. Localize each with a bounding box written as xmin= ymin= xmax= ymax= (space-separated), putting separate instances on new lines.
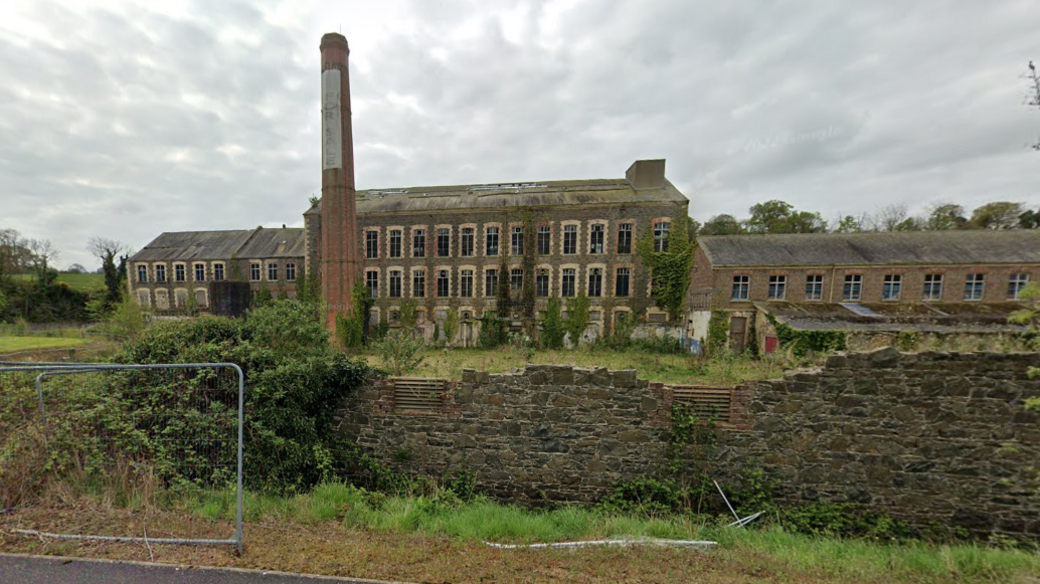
xmin=0 ymin=363 xmax=243 ymax=554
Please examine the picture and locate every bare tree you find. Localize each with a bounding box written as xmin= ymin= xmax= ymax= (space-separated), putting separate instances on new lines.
xmin=88 ymin=236 xmax=131 ymax=308
xmin=26 ymin=238 xmax=60 ymax=277
xmin=1028 ymin=61 xmax=1040 ymax=151
xmin=867 ymin=204 xmax=922 ymax=232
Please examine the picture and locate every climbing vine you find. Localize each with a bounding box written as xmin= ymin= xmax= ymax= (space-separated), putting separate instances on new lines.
xmin=766 ymin=313 xmax=846 ymax=357
xmin=637 ymin=213 xmax=696 ymax=321
xmin=706 ymin=310 xmax=730 ymax=356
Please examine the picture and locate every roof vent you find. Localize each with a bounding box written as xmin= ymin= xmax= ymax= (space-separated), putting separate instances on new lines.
xmin=626 ymin=159 xmax=666 ymax=189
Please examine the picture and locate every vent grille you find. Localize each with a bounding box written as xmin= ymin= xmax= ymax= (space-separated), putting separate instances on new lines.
xmin=670 ymin=385 xmax=733 ymax=423
xmin=391 ymin=377 xmax=446 ymax=414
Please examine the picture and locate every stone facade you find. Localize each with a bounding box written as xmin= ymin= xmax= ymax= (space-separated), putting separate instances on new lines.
xmin=339 ymin=349 xmax=1040 ymax=538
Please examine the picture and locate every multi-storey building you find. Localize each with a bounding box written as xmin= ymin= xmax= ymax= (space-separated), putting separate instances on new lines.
xmin=305 ymin=159 xmax=690 ymax=343
xmin=128 ymin=226 xmax=306 ymax=313
xmin=686 ymin=231 xmax=1040 ymax=352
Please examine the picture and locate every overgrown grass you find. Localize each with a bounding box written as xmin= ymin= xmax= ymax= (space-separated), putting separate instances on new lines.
xmin=0 ymin=335 xmax=88 ymax=353
xmin=356 ymin=346 xmax=785 ymax=385
xmin=189 ymin=482 xmax=1040 ymax=583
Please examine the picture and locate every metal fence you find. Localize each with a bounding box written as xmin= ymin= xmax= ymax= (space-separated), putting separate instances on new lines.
xmin=0 ymin=362 xmax=243 ymax=554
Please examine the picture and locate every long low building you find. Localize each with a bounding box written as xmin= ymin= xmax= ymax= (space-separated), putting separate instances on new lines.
xmin=128 ymin=226 xmax=306 ymax=313
xmin=686 ymin=230 xmax=1040 ymax=352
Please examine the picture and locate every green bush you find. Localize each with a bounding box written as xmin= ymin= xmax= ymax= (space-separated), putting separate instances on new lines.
xmin=540 ymin=297 xmax=565 ymax=349
xmin=371 ymin=329 xmax=425 ymax=376
xmin=113 ymin=300 xmax=370 ymax=493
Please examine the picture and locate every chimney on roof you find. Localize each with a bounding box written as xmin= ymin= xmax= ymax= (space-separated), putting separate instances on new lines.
xmin=626 ymin=159 xmax=666 ymax=189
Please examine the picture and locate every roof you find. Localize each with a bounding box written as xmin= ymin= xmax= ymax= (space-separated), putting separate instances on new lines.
xmin=305 ymin=178 xmax=688 ymax=216
xmin=130 ymin=227 xmax=305 ymax=262
xmin=759 ymin=301 xmax=1026 ymax=334
xmin=698 ymin=231 xmax=1040 ymax=267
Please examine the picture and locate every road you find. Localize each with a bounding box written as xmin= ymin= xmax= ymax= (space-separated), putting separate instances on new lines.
xmin=0 ymin=553 xmax=409 ymax=584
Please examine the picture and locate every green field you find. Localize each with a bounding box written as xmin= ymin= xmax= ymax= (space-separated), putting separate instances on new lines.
xmin=0 ymin=335 xmax=89 ymax=353
xmin=10 ymin=272 xmax=104 ymax=292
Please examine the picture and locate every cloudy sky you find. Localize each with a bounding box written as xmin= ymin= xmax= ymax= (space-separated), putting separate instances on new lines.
xmin=2 ymin=0 xmax=1038 ymax=269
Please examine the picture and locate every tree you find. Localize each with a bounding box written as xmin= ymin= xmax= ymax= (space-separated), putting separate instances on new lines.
xmin=638 ymin=214 xmax=696 ymax=320
xmin=699 ymin=214 xmax=743 ymax=236
xmin=834 ymin=215 xmax=864 ymax=233
xmin=868 ymin=204 xmax=921 ymax=232
xmin=88 ymin=237 xmax=130 ymax=310
xmin=745 ymin=200 xmax=793 ymax=234
xmin=1019 ymin=208 xmax=1040 ymax=229
xmin=540 ymin=297 xmax=565 ymax=349
xmin=926 ymin=203 xmax=969 ymax=231
xmin=26 ymin=239 xmax=59 ymax=279
xmin=443 ymin=308 xmax=458 ymax=347
xmin=971 ymin=201 xmax=1024 ymax=230
xmin=66 ymin=263 xmax=87 ymax=274
xmin=1027 ymin=61 xmax=1040 ymax=151
xmin=563 ymin=292 xmax=591 ymax=346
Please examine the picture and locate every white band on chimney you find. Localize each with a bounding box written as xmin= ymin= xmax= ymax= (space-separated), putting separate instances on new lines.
xmin=321 ymin=69 xmax=342 ymax=170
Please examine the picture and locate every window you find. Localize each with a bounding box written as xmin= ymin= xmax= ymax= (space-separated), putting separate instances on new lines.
xmin=437 ymin=269 xmax=450 ymax=297
xmin=842 ymin=274 xmax=862 ymax=300
xmin=588 ymin=268 xmax=602 ymax=297
xmin=485 ymin=226 xmax=499 ymax=256
xmin=562 ymin=268 xmax=576 ymax=297
xmin=511 ymin=226 xmax=524 ymax=255
xmin=461 ymin=228 xmax=475 ymax=257
xmin=653 ymin=221 xmax=670 ymax=252
xmin=510 ymin=268 xmax=523 ymax=291
xmin=412 ymin=229 xmax=425 ymax=258
xmin=537 ymin=226 xmax=550 ymax=255
xmin=805 ymin=275 xmax=823 ymax=301
xmin=882 ymin=274 xmax=901 ymax=300
xmin=137 ymin=290 xmax=149 ymax=306
xmin=731 ymin=275 xmax=749 ymax=300
xmin=617 ymin=224 xmax=632 ymax=254
xmin=155 ymin=264 xmax=166 ymax=282
xmin=366 ymin=231 xmax=379 ymax=258
xmin=286 ymin=262 xmax=296 ymax=282
xmin=460 ymin=269 xmax=473 ymax=297
xmin=536 ymin=269 xmax=549 ymax=297
xmin=136 ymin=265 xmax=147 ymax=283
xmin=589 ymin=224 xmax=604 ymax=254
xmin=389 ymin=270 xmax=402 ymax=298
xmin=767 ymin=275 xmax=786 ymax=300
xmin=615 ymin=267 xmax=630 ymax=297
xmin=195 ymin=289 xmax=207 ymax=308
xmin=563 ymin=225 xmax=577 ymax=255
xmin=1009 ymin=273 xmax=1030 ymax=299
xmin=484 ymin=268 xmax=498 ymax=296
xmin=366 ymin=271 xmax=379 ymax=298
xmin=437 ymin=228 xmax=450 ymax=257
xmin=175 ymin=264 xmax=186 ymax=282
xmin=412 ymin=269 xmax=426 ymax=297
xmin=389 ymin=230 xmax=402 ymax=258
xmin=964 ymin=273 xmax=985 ymax=301
xmin=194 ymin=263 xmax=206 ymax=282
xmin=923 ymin=274 xmax=943 ymax=300
xmin=267 ymin=263 xmax=278 ymax=281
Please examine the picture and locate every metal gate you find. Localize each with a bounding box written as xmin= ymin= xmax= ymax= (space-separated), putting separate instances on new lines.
xmin=0 ymin=362 xmax=244 ymax=554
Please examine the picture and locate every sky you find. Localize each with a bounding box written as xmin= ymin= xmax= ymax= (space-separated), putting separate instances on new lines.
xmin=1 ymin=0 xmax=1038 ymax=269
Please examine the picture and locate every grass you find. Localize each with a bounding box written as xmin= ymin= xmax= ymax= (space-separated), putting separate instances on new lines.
xmin=175 ymin=483 xmax=1040 ymax=583
xmin=10 ymin=272 xmax=104 ymax=292
xmin=0 ymin=335 xmax=88 ymax=353
xmin=356 ymin=345 xmax=786 ymax=385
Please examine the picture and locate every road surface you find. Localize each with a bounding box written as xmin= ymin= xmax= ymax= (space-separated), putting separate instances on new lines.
xmin=0 ymin=553 xmax=409 ymax=584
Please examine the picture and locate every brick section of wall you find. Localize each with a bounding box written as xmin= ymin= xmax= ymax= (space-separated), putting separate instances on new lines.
xmin=720 ymin=348 xmax=1040 ymax=538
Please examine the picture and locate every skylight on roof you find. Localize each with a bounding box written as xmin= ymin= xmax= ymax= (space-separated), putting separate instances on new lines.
xmin=468 ymin=183 xmax=548 ymax=191
xmin=840 ymin=303 xmax=882 ymax=317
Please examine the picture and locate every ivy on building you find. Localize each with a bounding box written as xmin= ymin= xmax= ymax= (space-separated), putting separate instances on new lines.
xmin=766 ymin=313 xmax=846 ymax=357
xmin=637 ymin=213 xmax=696 ymax=321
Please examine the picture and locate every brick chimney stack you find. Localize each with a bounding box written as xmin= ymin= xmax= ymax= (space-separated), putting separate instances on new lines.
xmin=319 ymin=32 xmax=359 ymax=330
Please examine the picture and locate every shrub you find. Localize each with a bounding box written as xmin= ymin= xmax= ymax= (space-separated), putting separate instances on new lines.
xmin=371 ymin=330 xmax=425 ymax=376
xmin=113 ymin=300 xmax=370 ymax=493
xmin=564 ymin=292 xmax=590 ymax=346
xmin=540 ymin=297 xmax=565 ymax=349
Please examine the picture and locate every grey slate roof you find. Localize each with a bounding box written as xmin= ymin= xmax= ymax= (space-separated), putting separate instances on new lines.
xmin=699 ymin=231 xmax=1040 ymax=267
xmin=759 ymin=301 xmax=1026 ymax=334
xmin=305 ymin=178 xmax=688 ymax=215
xmin=130 ymin=227 xmax=305 ymax=262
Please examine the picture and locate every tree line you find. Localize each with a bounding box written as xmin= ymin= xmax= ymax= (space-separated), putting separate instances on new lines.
xmin=697 ymin=200 xmax=1040 ymax=236
xmin=0 ymin=229 xmax=129 ymax=324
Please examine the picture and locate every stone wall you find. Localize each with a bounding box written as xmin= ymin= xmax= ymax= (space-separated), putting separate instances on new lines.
xmin=718 ymin=349 xmax=1040 ymax=538
xmin=337 ymin=349 xmax=1040 ymax=537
